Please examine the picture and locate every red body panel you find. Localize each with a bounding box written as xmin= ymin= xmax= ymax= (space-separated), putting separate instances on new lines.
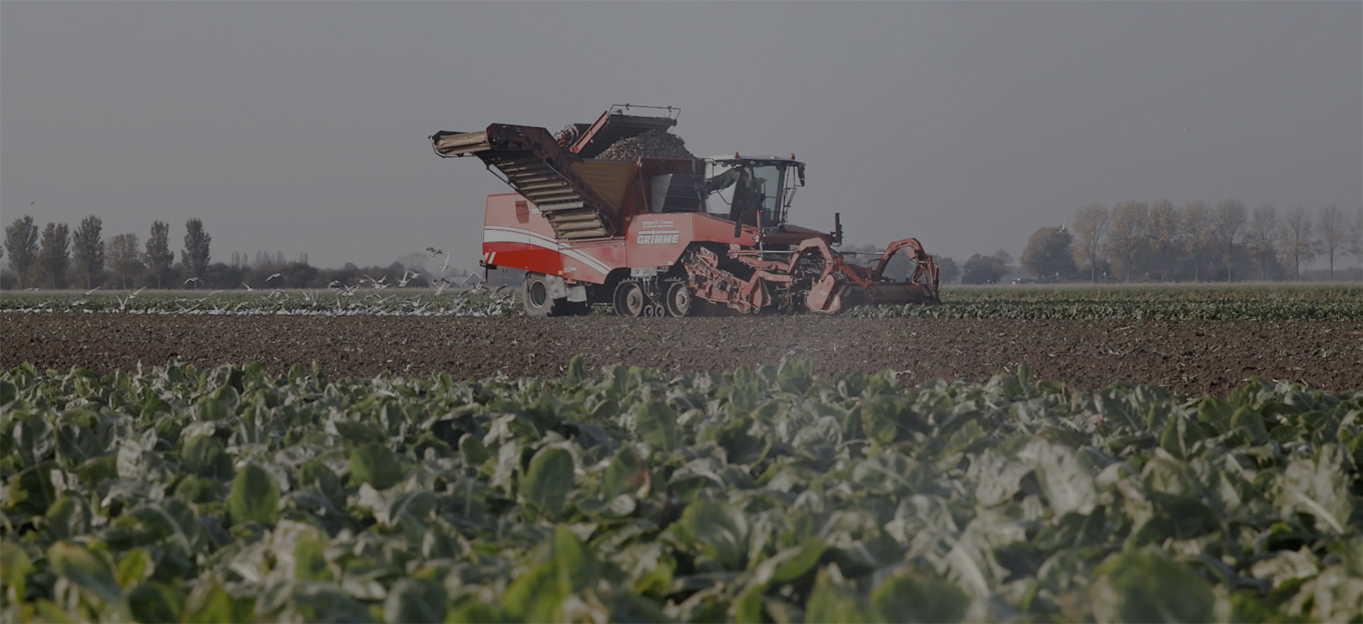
xmin=483 ymin=192 xmax=766 ymax=285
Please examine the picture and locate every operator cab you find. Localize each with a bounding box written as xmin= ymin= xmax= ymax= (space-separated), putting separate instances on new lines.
xmin=703 ymin=156 xmax=805 ymax=227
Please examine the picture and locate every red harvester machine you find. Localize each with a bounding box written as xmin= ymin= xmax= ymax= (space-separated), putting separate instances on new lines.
xmin=430 ymin=105 xmax=938 ymax=317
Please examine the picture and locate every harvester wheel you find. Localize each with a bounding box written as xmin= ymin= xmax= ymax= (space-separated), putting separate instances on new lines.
xmin=523 ymin=274 xmax=585 ymax=317
xmin=664 ymin=280 xmax=694 ymax=317
xmin=613 ymin=281 xmax=646 ymax=317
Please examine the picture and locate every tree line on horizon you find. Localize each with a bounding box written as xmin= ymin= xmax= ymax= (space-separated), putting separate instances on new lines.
xmin=967 ymin=200 xmax=1363 ymax=285
xmin=5 ymin=201 xmax=1361 ymax=291
xmin=1 ymin=216 xmax=471 ymax=292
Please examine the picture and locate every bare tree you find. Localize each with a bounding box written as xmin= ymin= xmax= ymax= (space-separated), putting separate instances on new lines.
xmin=1278 ymin=205 xmax=1317 ymax=281
xmin=1147 ymin=200 xmax=1180 ymax=281
xmin=1316 ymin=204 xmax=1345 ymax=280
xmin=1213 ymin=199 xmax=1247 ymax=281
xmin=181 ymin=218 xmax=212 ymax=282
xmin=107 ymin=234 xmax=144 ymax=289
xmin=71 ymin=215 xmax=106 ymax=289
xmin=1244 ymin=204 xmax=1279 ymax=281
xmin=1105 ymin=200 xmax=1149 ymax=281
xmin=1070 ymin=204 xmax=1109 ymax=282
xmin=4 ymin=215 xmax=40 ymax=288
xmin=1180 ymin=201 xmax=1216 ymax=281
xmin=144 ymin=221 xmax=174 ymax=289
xmin=37 ymin=222 xmax=71 ymax=289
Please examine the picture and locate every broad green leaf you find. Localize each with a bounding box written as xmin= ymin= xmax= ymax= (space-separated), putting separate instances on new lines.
xmin=804 ymin=567 xmax=871 ymax=623
xmin=116 ymin=548 xmax=154 ymax=589
xmin=970 ymin=450 xmax=1031 ymax=507
xmin=1158 ymin=413 xmax=1205 ymax=460
xmin=130 ymin=496 xmax=211 ymax=556
xmin=777 ymin=358 xmax=814 ymax=394
xmin=753 ymin=538 xmax=826 ymax=585
xmin=14 ymin=413 xmax=54 ymax=467
xmin=502 ymin=561 xmax=562 ymax=622
xmin=732 ymin=582 xmax=767 ymax=623
xmin=298 ymin=458 xmax=346 ymax=507
xmin=600 ymin=589 xmax=670 ymax=623
xmin=228 ymin=464 xmax=280 ymax=525
xmin=860 ymin=395 xmax=916 ymax=445
xmin=1250 ymin=548 xmax=1320 ymax=590
xmin=1 ymin=541 xmax=32 ymax=604
xmin=9 ymin=462 xmax=55 ymax=511
xmin=181 ymin=435 xmax=233 ymax=479
xmin=293 ymin=535 xmax=332 ymax=581
xmin=447 ymin=600 xmax=507 ymax=624
xmin=553 ymin=525 xmax=600 ymax=594
xmin=870 ymin=568 xmax=970 ymax=623
xmin=636 ymin=401 xmax=682 ymax=452
xmin=1090 ymin=549 xmax=1215 ymax=624
xmin=349 ymin=443 xmax=405 ymax=490
xmin=1020 ymin=439 xmax=1097 ymax=516
xmin=48 ymin=542 xmax=129 ymax=617
xmin=521 ymin=446 xmax=574 ymax=519
xmin=603 ymin=446 xmax=646 ymax=499
xmin=566 ymin=354 xmax=587 ymax=383
xmin=458 ymin=433 xmax=490 ymax=466
xmin=128 ymin=581 xmax=184 ymax=624
xmin=182 ymin=583 xmax=255 ymax=624
xmin=1276 ymin=443 xmax=1353 ymax=535
xmin=55 ymin=422 xmax=106 ymax=469
xmin=1140 ymin=453 xmax=1201 ymax=499
xmin=383 ymin=578 xmax=447 ymax=624
xmin=708 ymin=416 xmax=774 ymax=465
xmin=1230 ymin=406 xmax=1270 ymax=445
xmin=45 ymin=495 xmax=92 ymax=540
xmin=678 ymin=500 xmax=750 ymax=570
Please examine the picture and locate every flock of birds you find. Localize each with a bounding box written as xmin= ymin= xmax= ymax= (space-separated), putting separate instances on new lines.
xmin=9 ymin=246 xmax=509 ymax=317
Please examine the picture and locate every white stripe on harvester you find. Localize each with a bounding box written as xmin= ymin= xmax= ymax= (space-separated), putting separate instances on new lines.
xmin=483 ymin=226 xmax=614 ymax=275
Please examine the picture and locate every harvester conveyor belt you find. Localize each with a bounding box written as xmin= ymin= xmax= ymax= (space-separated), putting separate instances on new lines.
xmin=431 ymin=124 xmax=618 ymax=240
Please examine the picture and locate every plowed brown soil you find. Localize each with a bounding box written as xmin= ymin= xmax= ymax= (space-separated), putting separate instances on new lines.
xmin=2 ymin=313 xmax=1360 ymax=395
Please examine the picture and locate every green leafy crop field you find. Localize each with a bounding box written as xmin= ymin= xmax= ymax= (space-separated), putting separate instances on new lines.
xmin=3 ymin=283 xmax=1360 ymax=321
xmin=0 ymin=288 xmax=520 ymax=317
xmin=3 ymin=360 xmax=1361 ymax=622
xmin=853 ymin=283 xmax=1363 ymax=321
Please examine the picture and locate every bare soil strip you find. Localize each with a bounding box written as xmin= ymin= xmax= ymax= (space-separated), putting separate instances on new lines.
xmin=3 ymin=314 xmax=1359 ymax=395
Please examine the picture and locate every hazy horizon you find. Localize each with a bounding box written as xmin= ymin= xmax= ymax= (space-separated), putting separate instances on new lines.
xmin=2 ymin=1 xmax=1360 ymax=272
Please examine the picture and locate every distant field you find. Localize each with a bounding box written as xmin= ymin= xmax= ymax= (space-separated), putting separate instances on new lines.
xmin=857 ymin=282 xmax=1363 ymax=320
xmin=3 ymin=282 xmax=1360 ymax=320
xmin=0 ymin=287 xmax=519 ymax=317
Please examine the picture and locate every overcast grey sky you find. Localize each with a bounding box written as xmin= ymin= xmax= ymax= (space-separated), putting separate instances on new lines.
xmin=3 ymin=1 xmax=1360 ymax=271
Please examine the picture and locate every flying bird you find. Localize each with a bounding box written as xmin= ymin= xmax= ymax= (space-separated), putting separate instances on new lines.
xmin=266 ymin=273 xmax=284 ymax=282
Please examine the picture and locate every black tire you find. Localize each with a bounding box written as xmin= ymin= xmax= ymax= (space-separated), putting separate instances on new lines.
xmin=562 ymin=299 xmax=593 ymax=316
xmin=524 ymin=274 xmax=587 ymax=317
xmin=664 ymin=280 xmax=694 ymax=317
xmin=523 ymin=274 xmax=553 ymax=317
xmin=613 ymin=281 xmax=646 ymax=317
